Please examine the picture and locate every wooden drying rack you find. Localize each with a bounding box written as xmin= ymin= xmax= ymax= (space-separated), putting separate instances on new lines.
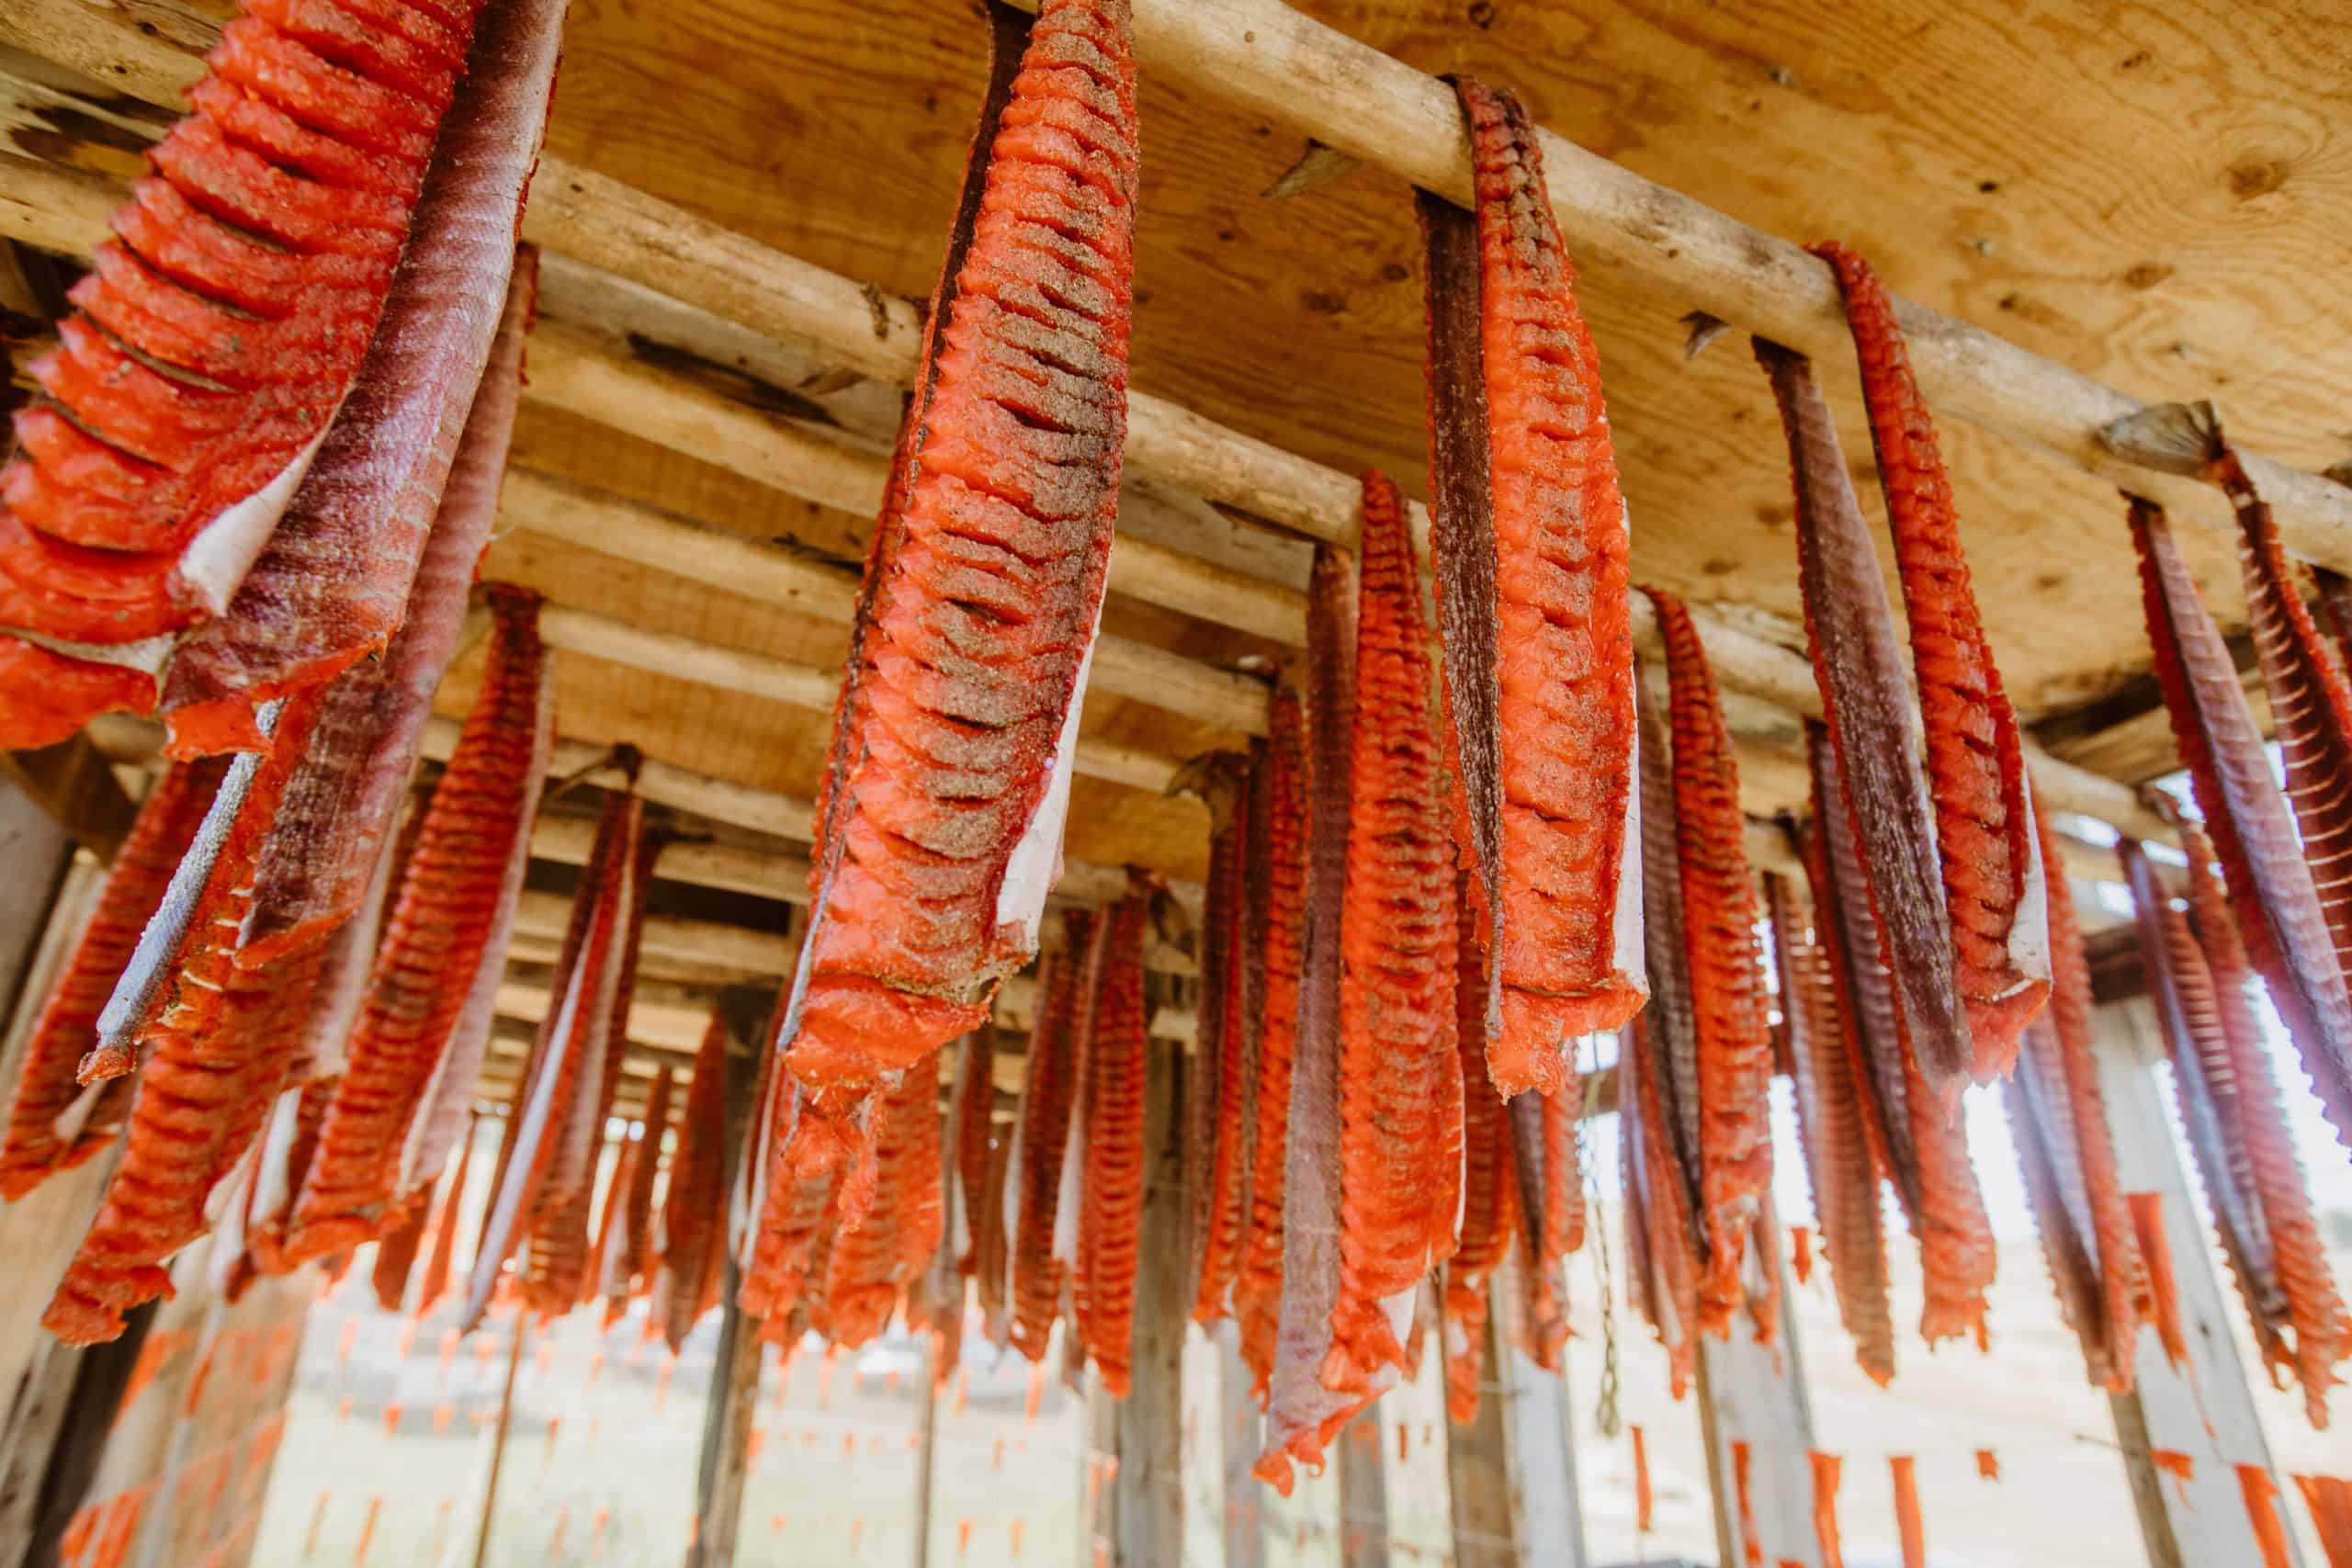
xmin=0 ymin=2 xmax=2329 ymax=1562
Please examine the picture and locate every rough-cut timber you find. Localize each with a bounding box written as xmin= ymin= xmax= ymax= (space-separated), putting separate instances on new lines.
xmin=1756 ymin=338 xmax=1973 ymax=1110
xmin=1257 ymin=546 xmax=1373 ymax=1492
xmin=160 ymin=0 xmax=570 ymax=750
xmin=1768 ymin=872 xmax=1894 ymax=1385
xmin=0 ymin=0 xmax=494 ymax=747
xmin=1328 ymin=470 xmax=1461 ymax=1398
xmin=0 ymin=757 xmax=224 ymax=1199
xmin=235 ymin=248 xmax=538 ymax=964
xmin=1804 ymin=725 xmax=1996 ymax=1348
xmin=2131 ymin=496 xmax=2352 ymax=1157
xmin=1076 ymin=880 xmax=1152 ymax=1395
xmin=1418 ymin=78 xmax=1644 ymax=1099
xmin=282 ymin=589 xmax=551 ymax=1256
xmin=768 ymin=0 xmax=1141 ymax=1218
xmin=1811 ymin=243 xmax=2050 ymax=1083
xmin=2007 ymin=797 xmax=2141 ymax=1392
xmin=1234 ymin=682 xmax=1307 ymax=1398
xmin=1643 ymin=590 xmax=1774 ymax=1337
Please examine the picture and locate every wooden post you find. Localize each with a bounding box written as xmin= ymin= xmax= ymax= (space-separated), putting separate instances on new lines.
xmin=1446 ymin=1267 xmax=1589 ymax=1568
xmin=1334 ymin=1408 xmax=1389 ymax=1568
xmin=469 ymin=1312 xmax=531 ymax=1568
xmin=0 ymin=738 xmax=136 ymax=862
xmin=0 ymin=772 xmax=74 ymax=1033
xmin=1214 ymin=1321 xmax=1264 ymax=1568
xmin=2094 ymin=1000 xmax=2307 ymax=1568
xmin=910 ymin=1338 xmax=939 ymax=1568
xmin=1104 ymin=1043 xmax=1185 ymax=1564
xmin=1695 ymin=1201 xmax=1819 ymax=1568
xmin=686 ymin=997 xmax=770 ymax=1568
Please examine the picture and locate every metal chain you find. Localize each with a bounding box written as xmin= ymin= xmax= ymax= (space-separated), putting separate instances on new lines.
xmin=1586 ymin=1169 xmax=1622 ymax=1439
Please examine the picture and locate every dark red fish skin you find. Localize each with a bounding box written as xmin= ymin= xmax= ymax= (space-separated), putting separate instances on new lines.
xmin=1188 ymin=752 xmax=1254 ymax=1325
xmin=280 ymin=588 xmax=548 ymax=1256
xmin=1419 ymin=81 xmax=1641 ymax=1099
xmin=2131 ymin=498 xmax=2352 ymax=1156
xmin=1755 ymin=338 xmax=1973 ymax=1109
xmin=1643 ymin=588 xmax=1774 ymax=1337
xmin=783 ymin=0 xmax=1137 ymax=1113
xmin=1442 ymin=867 xmax=1517 ymax=1423
xmin=2211 ymin=449 xmax=2352 ymax=1155
xmin=1326 ymin=471 xmax=1460 ymax=1398
xmin=2176 ymin=827 xmax=2351 ymax=1428
xmin=1234 ymin=683 xmax=1308 ymax=1398
xmin=2031 ymin=795 xmax=2143 ymax=1391
xmin=1809 ymin=243 xmax=2047 ymax=1082
xmin=1769 ymin=873 xmax=1896 ymax=1386
xmin=0 ymin=758 xmax=225 ymax=1200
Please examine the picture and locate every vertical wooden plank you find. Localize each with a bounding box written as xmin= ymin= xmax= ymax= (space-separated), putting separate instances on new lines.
xmin=0 ymin=773 xmax=74 ymax=1054
xmin=1695 ymin=1202 xmax=1818 ymax=1568
xmin=1108 ymin=1043 xmax=1184 ymax=1565
xmin=687 ymin=1003 xmax=769 ymax=1568
xmin=1445 ymin=1305 xmax=1513 ymax=1566
xmin=1497 ymin=1293 xmax=1587 ymax=1568
xmin=1335 ymin=1407 xmax=1389 ymax=1568
xmin=2095 ymin=999 xmax=2306 ymax=1568
xmin=1215 ymin=1320 xmax=1264 ymax=1568
xmin=910 ymin=1337 xmax=938 ymax=1568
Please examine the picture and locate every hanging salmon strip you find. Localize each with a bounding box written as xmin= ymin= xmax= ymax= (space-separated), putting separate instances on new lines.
xmin=0 ymin=0 xmax=497 ymax=745
xmin=0 ymin=756 xmax=225 ymax=1199
xmin=1442 ymin=868 xmax=1517 ymax=1423
xmin=1643 ymin=589 xmax=1775 ymax=1335
xmin=414 ymin=1111 xmax=481 ymax=1321
xmin=658 ymin=1011 xmax=735 ymax=1352
xmin=1075 ymin=879 xmax=1153 ymax=1394
xmin=1326 ymin=471 xmax=1461 ymax=1398
xmin=1811 ymin=244 xmax=2050 ymax=1081
xmin=1622 ymin=1012 xmax=1702 ymax=1400
xmin=161 ymin=0 xmax=570 ymax=750
xmin=764 ymin=0 xmax=1139 ymax=1226
xmin=233 ymin=248 xmax=539 ymax=965
xmin=2130 ymin=493 xmax=2352 ymax=1155
xmin=1768 ymin=871 xmax=1895 ymax=1385
xmin=1417 ymin=78 xmax=1644 ymax=1099
xmin=606 ymin=1071 xmax=672 ymax=1318
xmin=1235 ymin=683 xmax=1309 ymax=1398
xmin=1803 ymin=725 xmax=1996 ymax=1348
xmin=280 ymin=588 xmax=550 ymax=1258
xmin=824 ymin=1054 xmax=945 ymax=1350
xmin=2004 ymin=797 xmax=2142 ymax=1391
xmin=1257 ymin=547 xmax=1382 ymax=1491
xmin=1755 ymin=340 xmax=1973 ymax=1111
xmin=995 ymin=915 xmax=1091 ymax=1361
xmin=1180 ymin=750 xmax=1255 ymax=1325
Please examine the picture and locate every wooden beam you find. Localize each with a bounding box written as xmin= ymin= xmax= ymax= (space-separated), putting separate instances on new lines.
xmin=534 ymin=603 xmax=1230 ymax=783
xmin=416 ymin=718 xmax=1200 ymax=910
xmin=0 ymin=739 xmax=136 ymax=863
xmin=2093 ymin=999 xmax=2311 ymax=1568
xmin=1694 ymin=1203 xmax=1821 ymax=1568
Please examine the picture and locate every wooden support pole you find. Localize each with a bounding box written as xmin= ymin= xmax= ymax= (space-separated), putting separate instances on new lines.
xmin=0 ymin=739 xmax=135 ymax=863
xmin=1215 ymin=1322 xmax=1265 ymax=1568
xmin=1335 ymin=1410 xmax=1390 ymax=1568
xmin=469 ymin=1313 xmax=531 ymax=1568
xmin=1102 ymin=1044 xmax=1185 ymax=1564
xmin=2092 ymin=1000 xmax=2308 ymax=1568
xmin=911 ymin=1337 xmax=940 ymax=1568
xmin=1694 ymin=1201 xmax=1820 ymax=1568
xmin=686 ymin=1002 xmax=768 ymax=1568
xmin=1445 ymin=1269 xmax=1589 ymax=1568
